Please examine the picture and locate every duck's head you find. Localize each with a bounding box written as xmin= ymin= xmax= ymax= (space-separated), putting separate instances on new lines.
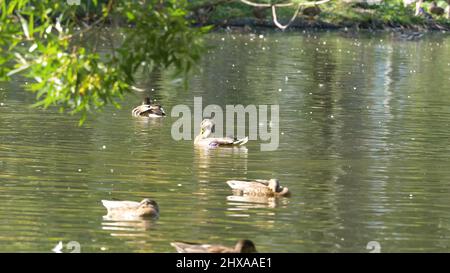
xmin=268 ymin=179 xmax=280 ymax=192
xmin=235 ymin=239 xmax=257 ymax=253
xmin=138 ymin=198 xmax=159 ymax=216
xmin=278 ymin=186 xmax=290 ymax=197
xmin=200 ymin=119 xmax=215 ymax=137
xmin=268 ymin=179 xmax=290 ymax=196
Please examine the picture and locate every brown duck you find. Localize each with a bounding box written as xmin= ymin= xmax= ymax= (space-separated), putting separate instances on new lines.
xmin=132 ymin=97 xmax=166 ymax=118
xmin=101 ymin=198 xmax=159 ymax=219
xmin=227 ymin=178 xmax=291 ymax=197
xmin=170 ymin=239 xmax=257 ymax=253
xmin=194 ymin=119 xmax=248 ymax=148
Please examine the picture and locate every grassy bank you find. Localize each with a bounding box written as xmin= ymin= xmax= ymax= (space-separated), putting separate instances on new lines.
xmin=188 ymin=0 xmax=450 ymax=31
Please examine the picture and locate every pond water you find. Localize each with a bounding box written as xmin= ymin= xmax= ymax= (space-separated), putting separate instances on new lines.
xmin=1 ymin=30 xmax=450 ymax=252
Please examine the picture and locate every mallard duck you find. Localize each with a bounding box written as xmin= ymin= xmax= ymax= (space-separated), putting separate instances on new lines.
xmin=429 ymin=1 xmax=445 ymax=16
xmin=132 ymin=97 xmax=166 ymax=118
xmin=194 ymin=119 xmax=248 ymax=148
xmin=170 ymin=239 xmax=257 ymax=253
xmin=101 ymin=198 xmax=159 ymax=219
xmin=226 ymin=178 xmax=291 ymax=197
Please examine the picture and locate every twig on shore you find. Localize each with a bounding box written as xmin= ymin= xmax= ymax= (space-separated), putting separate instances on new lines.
xmin=239 ymin=0 xmax=331 ymax=8
xmin=239 ymin=0 xmax=331 ymax=30
xmin=272 ymin=4 xmax=302 ymax=30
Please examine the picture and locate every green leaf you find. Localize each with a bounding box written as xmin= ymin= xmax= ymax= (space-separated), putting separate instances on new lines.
xmin=17 ymin=12 xmax=30 ymax=39
xmin=1 ymin=0 xmax=7 ymax=20
xmin=28 ymin=13 xmax=34 ymax=37
xmin=126 ymin=11 xmax=135 ymax=21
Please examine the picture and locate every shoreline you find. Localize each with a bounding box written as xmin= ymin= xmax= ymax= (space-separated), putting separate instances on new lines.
xmin=187 ymin=1 xmax=450 ymax=33
xmin=203 ymin=17 xmax=450 ymax=32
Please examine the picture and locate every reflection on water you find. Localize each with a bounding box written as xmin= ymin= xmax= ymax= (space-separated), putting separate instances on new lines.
xmin=1 ymin=31 xmax=450 ymax=252
xmin=101 ymin=217 xmax=155 ymax=237
xmin=195 ymin=146 xmax=248 ymax=183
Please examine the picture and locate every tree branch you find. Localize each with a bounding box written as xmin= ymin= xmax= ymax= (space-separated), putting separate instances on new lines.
xmin=190 ymin=0 xmax=233 ymax=10
xmin=272 ymin=4 xmax=302 ymax=30
xmin=239 ymin=0 xmax=331 ymax=8
xmin=65 ymin=0 xmax=115 ymax=40
xmin=240 ymin=0 xmax=331 ymax=30
xmin=240 ymin=0 xmax=294 ymax=7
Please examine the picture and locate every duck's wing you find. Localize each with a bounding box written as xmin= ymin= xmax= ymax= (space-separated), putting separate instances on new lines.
xmin=233 ymin=136 xmax=248 ymax=145
xmin=226 ymin=180 xmax=268 ymax=190
xmin=253 ymin=179 xmax=271 ymax=185
xmin=211 ymin=137 xmax=235 ymax=145
xmin=101 ymin=200 xmax=140 ymax=210
xmin=148 ymin=105 xmax=166 ymax=116
xmin=132 ymin=105 xmax=152 ymax=117
xmin=210 ymin=136 xmax=248 ymax=146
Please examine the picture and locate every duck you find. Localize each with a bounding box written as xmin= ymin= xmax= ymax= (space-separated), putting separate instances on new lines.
xmin=194 ymin=119 xmax=248 ymax=148
xmin=429 ymin=1 xmax=445 ymax=16
xmin=101 ymin=198 xmax=159 ymax=219
xmin=132 ymin=97 xmax=166 ymax=118
xmin=170 ymin=239 xmax=257 ymax=253
xmin=226 ymin=178 xmax=291 ymax=197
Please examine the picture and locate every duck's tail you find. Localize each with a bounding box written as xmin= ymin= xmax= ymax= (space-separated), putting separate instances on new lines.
xmin=233 ymin=136 xmax=248 ymax=146
xmin=170 ymin=242 xmax=192 ymax=253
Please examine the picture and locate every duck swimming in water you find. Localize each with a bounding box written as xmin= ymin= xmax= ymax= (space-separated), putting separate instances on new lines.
xmin=226 ymin=178 xmax=291 ymax=197
xmin=101 ymin=198 xmax=159 ymax=219
xmin=194 ymin=119 xmax=248 ymax=148
xmin=170 ymin=239 xmax=257 ymax=253
xmin=132 ymin=97 xmax=166 ymax=118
